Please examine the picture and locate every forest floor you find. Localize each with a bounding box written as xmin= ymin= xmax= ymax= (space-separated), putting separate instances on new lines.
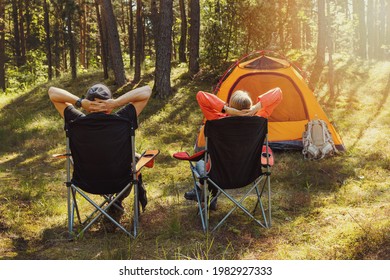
xmin=0 ymin=57 xmax=389 ymax=260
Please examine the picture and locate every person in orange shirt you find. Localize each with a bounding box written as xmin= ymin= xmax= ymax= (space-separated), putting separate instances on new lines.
xmin=185 ymin=87 xmax=283 ymax=209
xmin=196 ymin=87 xmax=282 ymax=120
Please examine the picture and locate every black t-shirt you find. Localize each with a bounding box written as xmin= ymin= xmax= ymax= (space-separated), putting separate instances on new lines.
xmin=64 ymin=104 xmax=138 ymax=129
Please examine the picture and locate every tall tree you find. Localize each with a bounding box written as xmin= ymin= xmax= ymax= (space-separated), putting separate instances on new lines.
xmin=79 ymin=0 xmax=87 ymax=68
xmin=387 ymin=0 xmax=390 ymax=54
xmin=134 ymin=0 xmax=143 ymax=83
xmin=44 ymin=0 xmax=53 ymax=80
xmin=367 ymin=0 xmax=375 ymax=59
xmin=188 ymin=0 xmax=200 ymax=76
xmin=101 ymin=0 xmax=127 ymax=85
xmin=128 ymin=0 xmax=134 ymax=68
xmin=277 ymin=0 xmax=286 ymax=50
xmin=0 ymin=0 xmax=5 ymax=91
xmin=327 ymin=0 xmax=335 ymax=101
xmin=378 ymin=0 xmax=387 ymax=59
xmin=65 ymin=0 xmax=77 ymax=80
xmin=178 ymin=0 xmax=187 ymax=62
xmin=12 ymin=1 xmax=22 ymax=66
xmin=353 ymin=0 xmax=367 ymax=58
xmin=18 ymin=0 xmax=26 ymax=65
xmin=53 ymin=14 xmax=61 ymax=78
xmin=303 ymin=0 xmax=314 ymax=50
xmin=150 ymin=0 xmax=159 ymax=43
xmin=289 ymin=0 xmax=301 ymax=49
xmin=154 ymin=0 xmax=173 ymax=98
xmin=51 ymin=0 xmax=65 ymax=78
xmin=95 ymin=0 xmax=109 ymax=79
xmin=309 ymin=0 xmax=326 ymax=90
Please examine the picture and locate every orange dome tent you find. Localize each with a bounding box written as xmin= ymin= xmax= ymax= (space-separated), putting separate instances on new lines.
xmin=196 ymin=50 xmax=345 ymax=151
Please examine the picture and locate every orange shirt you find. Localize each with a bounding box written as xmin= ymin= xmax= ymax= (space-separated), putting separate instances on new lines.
xmin=196 ymin=87 xmax=283 ymax=120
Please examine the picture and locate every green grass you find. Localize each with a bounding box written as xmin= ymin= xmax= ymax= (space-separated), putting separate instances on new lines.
xmin=0 ymin=58 xmax=389 ymax=260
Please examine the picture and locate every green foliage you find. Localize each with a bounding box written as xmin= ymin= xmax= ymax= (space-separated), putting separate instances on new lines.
xmin=4 ymin=50 xmax=48 ymax=94
xmin=201 ymin=0 xmax=277 ymax=72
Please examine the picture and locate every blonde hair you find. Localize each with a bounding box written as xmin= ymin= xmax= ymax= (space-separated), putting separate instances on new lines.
xmin=229 ymin=90 xmax=252 ymax=110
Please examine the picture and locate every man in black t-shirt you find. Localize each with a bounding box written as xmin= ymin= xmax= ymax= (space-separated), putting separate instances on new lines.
xmin=48 ymin=83 xmax=151 ymax=121
xmin=48 ymin=83 xmax=152 ymax=223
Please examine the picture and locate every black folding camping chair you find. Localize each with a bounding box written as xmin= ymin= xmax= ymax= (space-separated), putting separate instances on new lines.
xmin=174 ymin=116 xmax=273 ymax=232
xmin=53 ymin=113 xmax=159 ymax=239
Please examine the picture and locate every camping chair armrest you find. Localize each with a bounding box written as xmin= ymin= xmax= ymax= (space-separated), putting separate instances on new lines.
xmin=173 ymin=150 xmax=205 ymax=162
xmin=261 ymin=145 xmax=274 ymax=167
xmin=52 ymin=153 xmax=71 ymax=159
xmin=136 ymin=150 xmax=160 ymax=173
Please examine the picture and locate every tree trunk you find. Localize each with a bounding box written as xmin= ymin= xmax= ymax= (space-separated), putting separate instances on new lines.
xmin=188 ymin=0 xmax=200 ymax=76
xmin=379 ymin=0 xmax=386 ymax=59
xmin=358 ymin=0 xmax=367 ymax=59
xmin=128 ymin=0 xmax=134 ymax=69
xmin=25 ymin=0 xmax=31 ymax=48
xmin=309 ymin=0 xmax=326 ymax=90
xmin=326 ymin=0 xmax=334 ymax=101
xmin=150 ymin=0 xmax=159 ymax=44
xmin=12 ymin=1 xmax=22 ymax=66
xmin=44 ymin=0 xmax=52 ymax=80
xmin=304 ymin=21 xmax=312 ymax=49
xmin=101 ymin=0 xmax=127 ymax=86
xmin=178 ymin=0 xmax=187 ymax=63
xmin=95 ymin=0 xmax=108 ymax=79
xmin=0 ymin=0 xmax=5 ymax=91
xmin=54 ymin=19 xmax=61 ymax=78
xmin=387 ymin=0 xmax=390 ymax=58
xmin=367 ymin=0 xmax=375 ymax=59
xmin=154 ymin=0 xmax=173 ymax=99
xmin=18 ymin=0 xmax=26 ymax=65
xmin=134 ymin=0 xmax=142 ymax=83
xmin=66 ymin=2 xmax=77 ymax=80
xmin=289 ymin=0 xmax=301 ymax=49
xmin=79 ymin=0 xmax=87 ymax=68
xmin=353 ymin=0 xmax=367 ymax=59
xmin=278 ymin=0 xmax=285 ymax=50
xmin=224 ymin=0 xmax=236 ymax=61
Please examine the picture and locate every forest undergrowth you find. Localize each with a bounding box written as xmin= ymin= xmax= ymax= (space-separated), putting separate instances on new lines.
xmin=0 ymin=57 xmax=389 ymax=260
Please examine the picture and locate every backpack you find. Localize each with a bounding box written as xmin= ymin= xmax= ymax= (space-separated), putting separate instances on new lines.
xmin=302 ymin=119 xmax=338 ymax=160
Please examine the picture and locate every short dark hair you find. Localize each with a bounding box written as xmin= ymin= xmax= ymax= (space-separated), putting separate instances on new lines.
xmin=86 ymin=83 xmax=112 ymax=101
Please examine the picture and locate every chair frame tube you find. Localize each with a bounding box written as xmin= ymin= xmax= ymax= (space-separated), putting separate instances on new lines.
xmin=64 ymin=133 xmax=140 ymax=239
xmin=198 ymin=134 xmax=272 ymax=233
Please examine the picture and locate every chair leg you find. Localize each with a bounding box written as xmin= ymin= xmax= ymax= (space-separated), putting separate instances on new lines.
xmin=207 ymin=178 xmax=269 ymax=232
xmin=189 ymin=162 xmax=208 ymax=232
xmin=267 ymin=174 xmax=271 ymax=227
xmin=68 ymin=183 xmax=135 ymax=238
xmin=255 ymin=186 xmax=268 ymax=228
xmin=75 ymin=186 xmax=134 ymax=238
xmin=253 ymin=179 xmax=269 ymax=228
xmin=71 ymin=188 xmax=82 ymax=224
xmin=133 ymin=180 xmax=139 ymax=237
xmin=195 ymin=184 xmax=207 ymax=232
xmin=67 ymin=186 xmax=74 ymax=240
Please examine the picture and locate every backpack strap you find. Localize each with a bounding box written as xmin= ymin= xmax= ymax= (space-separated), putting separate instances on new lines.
xmin=302 ymin=121 xmax=313 ymax=159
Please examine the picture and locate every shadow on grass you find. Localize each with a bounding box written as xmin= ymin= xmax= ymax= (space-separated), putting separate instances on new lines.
xmin=348 ymin=74 xmax=390 ymax=150
xmin=270 ymin=151 xmax=355 ymax=215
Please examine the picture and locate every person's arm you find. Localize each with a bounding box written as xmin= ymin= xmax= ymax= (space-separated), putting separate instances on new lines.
xmin=48 ymin=86 xmax=96 ymax=118
xmin=196 ymin=91 xmax=263 ymax=119
xmin=98 ymin=85 xmax=151 ymax=116
xmin=255 ymin=87 xmax=283 ymax=118
xmin=196 ymin=91 xmax=227 ymax=120
xmin=225 ymin=87 xmax=283 ymax=117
